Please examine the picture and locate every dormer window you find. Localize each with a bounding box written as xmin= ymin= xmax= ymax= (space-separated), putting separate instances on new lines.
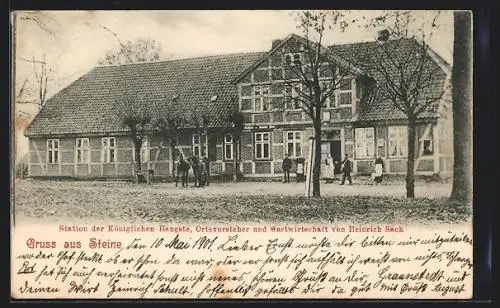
xmin=284 ymin=53 xmax=302 ymax=66
xmin=210 ymin=95 xmax=218 ymax=102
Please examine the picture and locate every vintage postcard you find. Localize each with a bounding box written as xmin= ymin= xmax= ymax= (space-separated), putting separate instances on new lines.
xmin=11 ymin=10 xmax=473 ymax=299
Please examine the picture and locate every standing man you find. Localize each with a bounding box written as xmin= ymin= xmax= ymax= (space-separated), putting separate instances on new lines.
xmin=282 ymin=154 xmax=292 ymax=183
xmin=202 ymin=152 xmax=210 ymax=186
xmin=340 ymin=154 xmax=352 ymax=185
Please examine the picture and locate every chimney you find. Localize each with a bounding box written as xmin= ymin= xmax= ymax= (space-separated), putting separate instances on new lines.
xmin=272 ymin=39 xmax=282 ymax=49
xmin=377 ymin=29 xmax=390 ymax=43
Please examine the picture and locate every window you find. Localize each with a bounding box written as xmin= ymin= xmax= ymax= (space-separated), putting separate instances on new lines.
xmin=422 ymin=140 xmax=434 ymax=156
xmin=224 ymin=134 xmax=234 ymax=160
xmin=355 ymin=128 xmax=375 ymax=159
xmin=388 ymin=126 xmax=408 ymax=157
xmin=192 ymin=134 xmax=207 ymax=157
xmin=320 ymin=81 xmax=337 ymax=108
xmin=293 ymin=53 xmax=302 ymax=66
xmin=255 ymin=132 xmax=270 ymax=159
xmin=102 ymin=137 xmax=116 ymax=163
xmin=286 ymin=131 xmax=302 ymax=158
xmin=252 ymin=86 xmax=271 ymax=111
xmin=284 ymin=53 xmax=302 ymax=66
xmin=337 ymin=78 xmax=354 ymax=106
xmin=47 ymin=139 xmax=60 ymax=164
xmin=283 ymin=83 xmax=302 ymax=110
xmin=75 ymin=138 xmax=90 ymax=163
xmin=322 ymin=111 xmax=331 ymax=121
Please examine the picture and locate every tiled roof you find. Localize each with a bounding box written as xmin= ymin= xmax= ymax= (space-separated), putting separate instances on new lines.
xmin=330 ymin=38 xmax=449 ymax=122
xmin=25 ymin=52 xmax=265 ymax=137
xmin=25 ymin=36 xmax=449 ymax=137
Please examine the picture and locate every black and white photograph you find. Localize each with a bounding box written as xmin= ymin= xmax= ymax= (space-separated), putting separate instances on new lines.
xmin=11 ymin=10 xmax=474 ymax=299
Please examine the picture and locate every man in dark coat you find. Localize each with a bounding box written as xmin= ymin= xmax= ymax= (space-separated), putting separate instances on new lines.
xmin=282 ymin=154 xmax=292 ymax=183
xmin=340 ymin=154 xmax=352 ymax=185
xmin=201 ymin=154 xmax=210 ymax=186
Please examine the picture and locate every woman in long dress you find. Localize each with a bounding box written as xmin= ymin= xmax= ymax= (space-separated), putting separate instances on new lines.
xmin=325 ymin=154 xmax=335 ymax=183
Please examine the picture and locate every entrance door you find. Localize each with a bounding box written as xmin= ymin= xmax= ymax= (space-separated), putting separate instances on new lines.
xmin=330 ymin=140 xmax=342 ymax=161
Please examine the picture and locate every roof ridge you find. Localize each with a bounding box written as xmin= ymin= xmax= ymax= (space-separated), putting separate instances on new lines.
xmin=95 ymin=51 xmax=267 ymax=68
xmin=329 ymin=37 xmax=413 ymax=48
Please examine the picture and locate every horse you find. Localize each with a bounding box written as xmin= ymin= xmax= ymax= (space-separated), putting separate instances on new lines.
xmin=175 ymin=156 xmax=191 ymax=187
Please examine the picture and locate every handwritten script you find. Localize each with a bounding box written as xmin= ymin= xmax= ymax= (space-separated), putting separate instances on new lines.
xmin=11 ymin=224 xmax=473 ymax=299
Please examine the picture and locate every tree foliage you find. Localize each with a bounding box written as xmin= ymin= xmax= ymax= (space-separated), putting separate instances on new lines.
xmin=98 ymin=38 xmax=165 ymax=66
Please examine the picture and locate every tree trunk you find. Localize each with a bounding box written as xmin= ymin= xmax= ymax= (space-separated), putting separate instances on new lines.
xmin=132 ymin=139 xmax=142 ymax=184
xmin=233 ymin=139 xmax=238 ymax=182
xmin=450 ymin=11 xmax=473 ymax=202
xmin=406 ymin=116 xmax=417 ymax=198
xmin=134 ymin=141 xmax=142 ymax=171
xmin=313 ymin=119 xmax=322 ymax=197
xmin=170 ymin=143 xmax=176 ymax=181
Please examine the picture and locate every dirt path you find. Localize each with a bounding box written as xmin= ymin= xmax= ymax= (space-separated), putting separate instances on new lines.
xmin=14 ymin=179 xmax=451 ymax=198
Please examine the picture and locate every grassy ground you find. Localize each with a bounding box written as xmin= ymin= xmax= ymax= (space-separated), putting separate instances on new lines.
xmin=12 ymin=179 xmax=471 ymax=225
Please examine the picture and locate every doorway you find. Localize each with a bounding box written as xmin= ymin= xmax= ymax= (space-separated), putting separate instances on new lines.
xmin=330 ymin=140 xmax=342 ymax=161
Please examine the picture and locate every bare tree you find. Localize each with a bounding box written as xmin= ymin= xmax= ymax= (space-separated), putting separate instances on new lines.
xmin=98 ymin=36 xmax=168 ymax=66
xmin=114 ymin=91 xmax=153 ymax=183
xmin=359 ymin=11 xmax=448 ymax=198
xmin=16 ymin=55 xmax=52 ymax=110
xmin=225 ymin=106 xmax=245 ymax=182
xmin=280 ymin=11 xmax=358 ymax=197
xmin=156 ymin=113 xmax=187 ymax=179
xmin=15 ymin=12 xmax=59 ymax=112
xmin=32 ymin=55 xmax=50 ymax=110
xmin=16 ymin=78 xmax=30 ymax=100
xmin=450 ymin=11 xmax=472 ymax=202
xmin=190 ymin=112 xmax=210 ymax=157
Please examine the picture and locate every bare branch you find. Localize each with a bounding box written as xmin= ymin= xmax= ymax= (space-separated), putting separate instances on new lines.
xmin=99 ymin=25 xmax=134 ymax=64
xmin=19 ymin=12 xmax=58 ymax=37
xmin=16 ymin=79 xmax=28 ymax=99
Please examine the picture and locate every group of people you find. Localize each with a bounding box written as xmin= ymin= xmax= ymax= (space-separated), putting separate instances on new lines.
xmin=175 ymin=150 xmax=385 ymax=186
xmin=174 ymin=153 xmax=210 ymax=188
xmin=324 ymin=154 xmax=353 ymax=185
xmin=282 ymin=153 xmax=386 ymax=185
